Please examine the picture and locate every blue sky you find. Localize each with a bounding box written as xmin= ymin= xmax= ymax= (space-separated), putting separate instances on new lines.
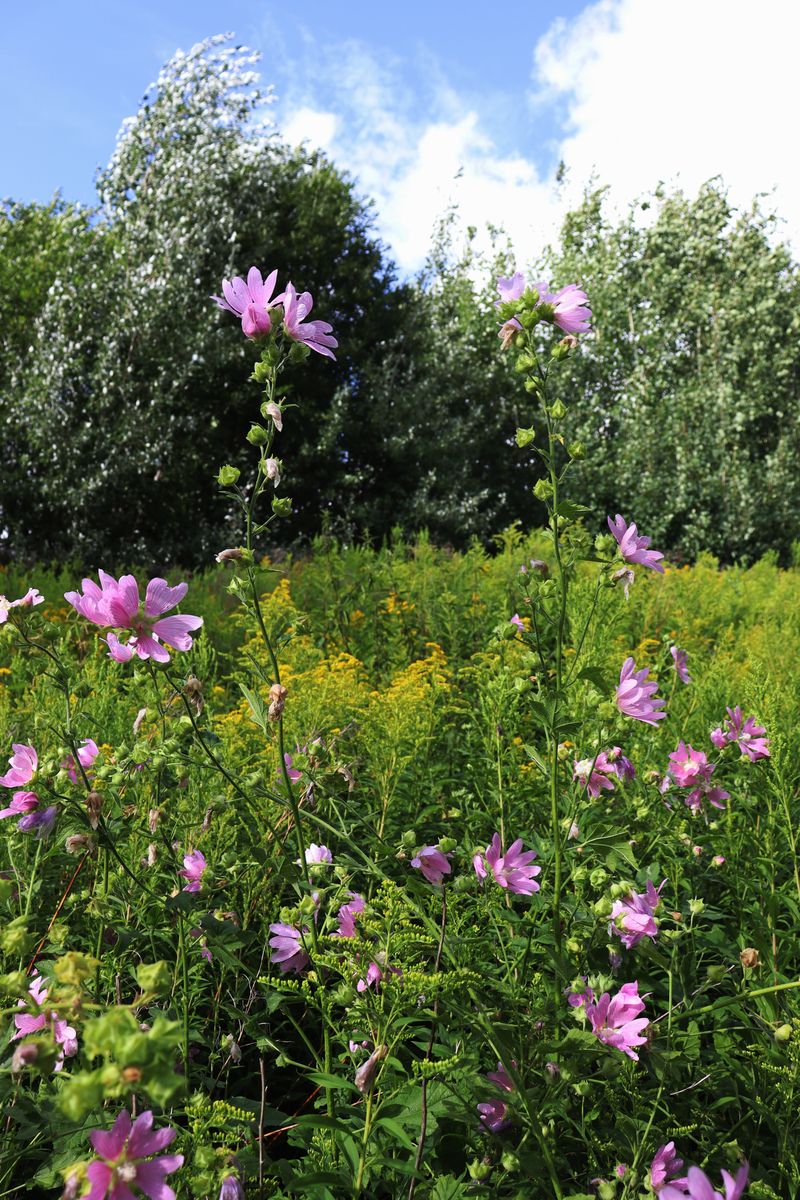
xmin=2 ymin=0 xmax=797 ymax=271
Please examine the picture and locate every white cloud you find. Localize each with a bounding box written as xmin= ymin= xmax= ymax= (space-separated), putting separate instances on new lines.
xmin=534 ymin=0 xmax=800 ymax=244
xmin=274 ymin=2 xmax=800 ymax=275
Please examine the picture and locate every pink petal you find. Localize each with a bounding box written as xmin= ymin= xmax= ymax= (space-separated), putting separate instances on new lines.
xmin=145 ymin=578 xmax=188 ymax=618
xmin=150 ymin=614 xmax=203 ymax=650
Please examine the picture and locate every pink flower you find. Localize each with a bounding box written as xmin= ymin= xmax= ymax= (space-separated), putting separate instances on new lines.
xmin=668 ymin=742 xmax=713 ymax=788
xmin=411 ymin=845 xmax=452 ymax=885
xmin=712 ymin=855 xmax=726 ymax=867
xmin=671 ymin=646 xmax=692 ymax=684
xmin=685 ymin=780 xmax=729 ymax=814
xmin=608 ymin=515 xmax=665 ymax=573
xmin=496 ymin=272 xmax=526 ymax=304
xmin=179 ymin=849 xmax=207 ymax=892
xmin=573 ymin=752 xmax=618 ymax=798
xmin=550 ymin=283 xmax=592 ymax=334
xmin=509 ymin=613 xmax=525 ymax=631
xmin=212 ymin=265 xmax=281 ymax=338
xmin=279 ymin=752 xmax=303 ymax=786
xmin=477 ymin=1059 xmax=515 ymax=1132
xmin=282 ymin=282 xmax=338 ymax=359
xmin=0 ymin=743 xmax=37 ymax=789
xmin=12 ymin=972 xmax=78 ymax=1072
xmin=356 ymin=962 xmax=383 ymax=992
xmin=616 ymin=658 xmax=667 ymax=725
xmin=63 ymin=738 xmax=100 ymax=784
xmin=498 ymin=317 xmax=522 ymax=350
xmin=0 ymin=791 xmax=39 ymax=822
xmin=0 ymin=589 xmax=44 ymax=623
xmin=610 ymin=881 xmax=665 ymax=950
xmin=721 ymin=707 xmax=770 ymax=761
xmin=85 ymin=1108 xmax=183 ymax=1200
xmin=661 ymin=1163 xmax=748 ymax=1200
xmin=608 ymin=747 xmax=636 ymax=781
xmin=650 ymin=1142 xmax=687 ymax=1192
xmin=219 ymin=1177 xmax=245 ymax=1200
xmin=65 ymin=573 xmax=203 ymax=663
xmin=18 ymin=804 xmax=57 ymax=837
xmin=305 ymin=843 xmax=333 ymax=865
xmin=584 ymin=982 xmax=649 ymax=1060
xmin=473 ymin=833 xmax=540 ymax=895
xmin=268 ymin=922 xmax=309 ymax=973
xmin=334 ymin=892 xmax=365 ymax=938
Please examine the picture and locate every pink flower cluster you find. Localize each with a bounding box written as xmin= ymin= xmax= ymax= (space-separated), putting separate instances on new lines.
xmin=179 ymin=849 xmax=207 ymax=892
xmin=477 ymin=1060 xmax=515 ymax=1132
xmin=666 ymin=742 xmax=729 ymax=813
xmin=660 ymin=1161 xmax=749 ymax=1200
xmin=0 ymin=588 xmax=43 ymax=624
xmin=85 ymin=1109 xmax=183 ymax=1200
xmin=496 ymin=272 xmax=592 ymax=334
xmin=610 ymin=881 xmax=665 ymax=949
xmin=573 ymin=746 xmax=635 ymax=798
xmin=212 ymin=266 xmax=338 ymax=358
xmin=12 ymin=972 xmax=78 ymax=1072
xmin=473 ymin=833 xmax=540 ymax=895
xmin=571 ymin=981 xmax=649 ymax=1060
xmin=711 ymin=707 xmax=770 ymax=761
xmin=616 ymin=658 xmax=667 ymax=725
xmin=65 ymin=572 xmax=202 ymax=663
xmin=0 ymin=743 xmax=55 ymax=835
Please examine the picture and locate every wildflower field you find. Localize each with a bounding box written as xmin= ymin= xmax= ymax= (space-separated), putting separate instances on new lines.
xmin=1 ymin=267 xmax=798 ymax=1200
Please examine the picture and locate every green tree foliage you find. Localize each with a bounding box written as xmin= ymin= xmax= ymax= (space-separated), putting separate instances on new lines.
xmin=544 ymin=183 xmax=800 ymax=562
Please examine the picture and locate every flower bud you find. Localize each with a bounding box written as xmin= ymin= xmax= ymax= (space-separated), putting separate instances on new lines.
xmin=568 ymin=441 xmax=586 ymax=459
xmin=533 ymin=478 xmax=553 ymax=501
xmin=739 ymin=947 xmax=759 ymax=969
xmin=135 ymin=961 xmax=173 ymax=997
xmin=217 ymin=465 xmax=241 ymax=486
xmin=775 ymin=1023 xmax=793 ymax=1043
xmin=467 ymin=1159 xmax=492 ymax=1182
xmin=215 ymin=547 xmax=243 ymax=565
xmin=355 ymin=1043 xmax=387 ymax=1094
xmin=65 ymin=834 xmax=94 ymax=856
xmin=246 ymin=424 xmax=270 ymax=446
xmin=688 ymin=898 xmax=705 ymax=915
xmin=515 ymin=426 xmax=536 ymax=448
xmin=272 ymin=496 xmax=292 ymax=517
xmin=548 ymin=399 xmax=567 ymax=420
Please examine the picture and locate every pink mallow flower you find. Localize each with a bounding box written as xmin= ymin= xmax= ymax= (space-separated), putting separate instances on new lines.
xmin=411 ymin=845 xmax=452 ymax=886
xmin=86 ymin=1108 xmax=183 ymax=1200
xmin=0 ymin=588 xmax=44 ymax=623
xmin=616 ymin=658 xmax=667 ymax=725
xmin=650 ymin=1142 xmax=688 ymax=1192
xmin=573 ymin=751 xmax=618 ymax=798
xmin=305 ymin=843 xmax=333 ymax=865
xmin=65 ymin=572 xmax=202 ymax=663
xmin=0 ymin=791 xmax=40 ymax=823
xmin=550 ymin=283 xmax=592 ymax=334
xmin=610 ymin=881 xmax=665 ymax=950
xmin=608 ymin=515 xmax=665 ymax=573
xmin=356 ymin=962 xmax=383 ymax=993
xmin=667 ymin=742 xmax=728 ymax=812
xmin=477 ymin=1059 xmax=515 ymax=1132
xmin=473 ymin=833 xmax=540 ymax=895
xmin=496 ymin=271 xmax=527 ymax=304
xmin=661 ymin=1163 xmax=749 ymax=1200
xmin=0 ymin=743 xmax=37 ymax=789
xmin=212 ymin=265 xmax=281 ymax=338
xmin=179 ymin=849 xmax=207 ymax=892
xmin=584 ymin=982 xmax=649 ymax=1060
xmin=269 ymin=922 xmax=309 ymax=973
xmin=12 ymin=972 xmax=78 ymax=1071
xmin=712 ymin=707 xmax=770 ymax=762
xmin=510 ymin=613 xmax=525 ymax=631
xmin=671 ymin=646 xmax=692 ymax=684
xmin=63 ymin=738 xmax=100 ymax=784
xmin=282 ymin=282 xmax=338 ymax=359
xmin=334 ymin=892 xmax=365 ymax=938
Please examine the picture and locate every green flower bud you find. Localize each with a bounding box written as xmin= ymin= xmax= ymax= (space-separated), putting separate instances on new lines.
xmin=688 ymin=898 xmax=705 ymax=916
xmin=533 ymin=478 xmax=553 ymax=501
xmin=515 ymin=426 xmax=536 ymax=448
xmin=0 ymin=917 xmax=32 ymax=957
xmin=548 ymin=399 xmax=567 ymax=420
xmin=54 ymin=952 xmax=100 ymax=987
xmin=568 ymin=441 xmax=586 ymax=459
xmin=272 ymin=496 xmax=292 ymax=517
xmin=252 ymin=360 xmax=273 ymax=383
xmin=515 ymin=353 xmax=536 ymax=373
xmin=0 ymin=970 xmax=29 ymax=998
xmin=706 ymin=965 xmax=727 ymax=984
xmin=593 ymin=896 xmax=612 ymax=918
xmin=598 ymin=1182 xmax=617 ymax=1200
xmin=217 ymin=465 xmax=241 ymax=486
xmin=775 ymin=1023 xmax=793 ymax=1043
xmin=438 ymin=837 xmax=457 ymax=854
xmin=589 ymin=867 xmax=608 ymax=889
xmin=246 ymin=424 xmax=270 ymax=447
xmin=501 ymin=1151 xmax=520 ymax=1172
xmin=468 ymin=1159 xmax=492 ymax=1182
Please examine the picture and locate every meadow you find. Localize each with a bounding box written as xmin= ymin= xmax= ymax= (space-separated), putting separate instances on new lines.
xmin=0 ymin=270 xmax=798 ymax=1200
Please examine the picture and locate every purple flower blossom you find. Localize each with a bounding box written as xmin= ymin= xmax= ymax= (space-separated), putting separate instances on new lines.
xmin=65 ymin=573 xmax=202 ymax=663
xmin=661 ymin=1163 xmax=748 ymax=1200
xmin=356 ymin=962 xmax=383 ymax=993
xmin=305 ymin=843 xmax=333 ymax=865
xmin=473 ymin=833 xmax=541 ymax=895
xmin=715 ymin=707 xmax=770 ymax=761
xmin=355 ymin=1043 xmax=387 ymax=1094
xmin=608 ymin=515 xmax=665 ymax=573
xmin=0 ymin=790 xmax=39 ymax=823
xmin=610 ymin=881 xmax=665 ymax=950
xmin=550 ymin=283 xmax=592 ymax=334
xmin=573 ymin=752 xmax=618 ymax=798
xmin=650 ymin=1142 xmax=687 ymax=1192
xmin=668 ymin=743 xmax=712 ymax=788
xmin=18 ymin=804 xmax=57 ymax=837
xmin=212 ymin=266 xmax=281 ymax=338
xmin=0 ymin=588 xmax=44 ymax=623
xmin=411 ymin=845 xmax=452 ymax=885
xmin=0 ymin=743 xmax=37 ymax=789
xmin=509 ymin=613 xmax=525 ymax=631
xmin=584 ymin=982 xmax=649 ymax=1060
xmin=496 ymin=272 xmax=526 ymax=304
xmin=268 ymin=922 xmax=309 ymax=974
xmin=671 ymin=646 xmax=692 ymax=684
xmin=282 ymin=282 xmax=338 ymax=359
xmin=334 ymin=892 xmax=365 ymax=938
xmin=281 ymin=753 xmax=303 ymax=785
xmin=477 ymin=1059 xmax=515 ymax=1132
xmin=85 ymin=1109 xmax=183 ymax=1200
xmin=616 ymin=658 xmax=667 ymax=725
xmin=179 ymin=849 xmax=207 ymax=893
xmin=219 ymin=1177 xmax=245 ymax=1200
xmin=63 ymin=738 xmax=100 ymax=784
xmin=12 ymin=972 xmax=78 ymax=1072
